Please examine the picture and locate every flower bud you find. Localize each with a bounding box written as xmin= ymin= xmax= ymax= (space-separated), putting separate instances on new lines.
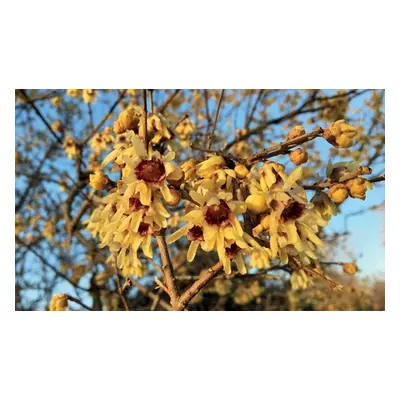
xmin=49 ymin=293 xmax=68 ymax=311
xmin=289 ymin=148 xmax=308 ymax=166
xmin=166 ymin=167 xmax=184 ymax=188
xmin=324 ymin=120 xmax=357 ymax=148
xmin=245 ymin=194 xmax=268 ymax=214
xmin=287 ymin=125 xmax=305 ymax=140
xmin=342 ymin=262 xmax=358 ymax=275
xmin=89 ymin=171 xmax=109 ymax=191
xmin=346 ymin=178 xmax=367 ymax=200
xmin=328 ymin=184 xmax=349 ymax=203
xmin=114 ymin=109 xmax=140 ymax=134
xmin=164 ymin=189 xmax=181 ymax=206
xmin=234 ymin=164 xmax=250 ymax=179
xmin=180 ymin=159 xmax=196 ymax=181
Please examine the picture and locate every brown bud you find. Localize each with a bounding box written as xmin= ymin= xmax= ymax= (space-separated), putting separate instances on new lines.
xmin=346 ymin=178 xmax=367 ymax=200
xmin=289 ymin=148 xmax=308 ymax=166
xmin=287 ymin=125 xmax=305 ymax=140
xmin=167 ymin=167 xmax=184 ymax=188
xmin=342 ymin=263 xmax=358 ymax=275
xmin=164 ymin=189 xmax=181 ymax=206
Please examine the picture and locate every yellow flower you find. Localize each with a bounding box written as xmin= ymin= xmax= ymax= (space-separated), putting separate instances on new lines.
xmin=63 ymin=136 xmax=78 ymax=159
xmin=196 ymin=155 xmax=236 ymax=191
xmin=328 ymin=184 xmax=349 ymax=203
xmin=324 ymin=120 xmax=358 ymax=148
xmin=146 ymin=113 xmax=173 ymax=144
xmin=82 ymin=89 xmax=97 ymax=104
xmin=175 ymin=118 xmax=194 ymax=146
xmin=90 ymin=133 xmax=113 ymax=155
xmin=66 ymin=89 xmax=81 ymax=97
xmin=166 ymin=190 xmax=264 ymax=274
xmin=290 ymin=270 xmax=310 ymax=291
xmin=15 ymin=215 xmax=24 ymax=235
xmin=180 ymin=159 xmax=196 ymax=181
xmin=49 ymin=293 xmax=68 ymax=311
xmin=43 ymin=220 xmax=56 ymax=239
xmin=50 ymin=96 xmax=61 ymax=107
xmin=289 ymin=148 xmax=308 ymax=166
xmin=51 ymin=120 xmax=63 ymax=133
xmin=89 ymin=170 xmax=109 ymax=190
xmin=311 ymin=191 xmax=337 ymax=222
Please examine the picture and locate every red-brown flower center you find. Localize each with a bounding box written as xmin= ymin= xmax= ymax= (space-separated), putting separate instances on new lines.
xmin=129 ymin=196 xmax=147 ymax=212
xmin=187 ymin=226 xmax=204 ymax=242
xmin=138 ymin=222 xmax=150 ymax=236
xmin=281 ymin=201 xmax=305 ymax=222
xmin=205 ymin=200 xmax=231 ymax=226
xmin=225 ymin=243 xmax=241 ymax=260
xmin=135 ymin=158 xmax=166 ymax=183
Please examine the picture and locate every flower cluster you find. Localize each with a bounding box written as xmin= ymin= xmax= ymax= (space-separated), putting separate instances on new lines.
xmin=85 ymin=115 xmax=374 ymax=283
xmin=85 ymin=131 xmax=182 ymax=277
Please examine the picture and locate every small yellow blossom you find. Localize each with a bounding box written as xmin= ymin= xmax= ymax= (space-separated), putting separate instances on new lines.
xmin=82 ymin=89 xmax=97 ymax=104
xmin=63 ymin=136 xmax=78 ymax=159
xmin=89 ymin=170 xmax=109 ymax=190
xmin=66 ymin=89 xmax=81 ymax=97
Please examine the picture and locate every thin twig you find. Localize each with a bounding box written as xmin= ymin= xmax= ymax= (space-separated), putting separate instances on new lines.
xmin=155 ymin=233 xmax=180 ymax=309
xmin=113 ymin=254 xmax=130 ymax=311
xmin=207 ymin=89 xmax=225 ymax=150
xmin=66 ymin=295 xmax=94 ymax=311
xmin=158 ymin=89 xmax=180 ymax=114
xmin=142 ymin=89 xmax=148 ymax=149
xmin=249 ymin=127 xmax=324 ymax=164
xmin=177 ymin=262 xmax=223 ymax=311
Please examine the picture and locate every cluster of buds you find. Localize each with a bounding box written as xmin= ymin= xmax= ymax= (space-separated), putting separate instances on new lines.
xmin=323 ymin=120 xmax=358 ymax=148
xmin=326 ymin=160 xmax=373 ymax=203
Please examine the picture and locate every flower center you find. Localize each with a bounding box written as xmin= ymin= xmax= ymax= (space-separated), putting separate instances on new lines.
xmin=225 ymin=243 xmax=241 ymax=260
xmin=281 ymin=201 xmax=305 ymax=222
xmin=205 ymin=200 xmax=231 ymax=226
xmin=187 ymin=225 xmax=204 ymax=242
xmin=138 ymin=222 xmax=150 ymax=236
xmin=129 ymin=196 xmax=147 ymax=212
xmin=135 ymin=158 xmax=166 ymax=183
